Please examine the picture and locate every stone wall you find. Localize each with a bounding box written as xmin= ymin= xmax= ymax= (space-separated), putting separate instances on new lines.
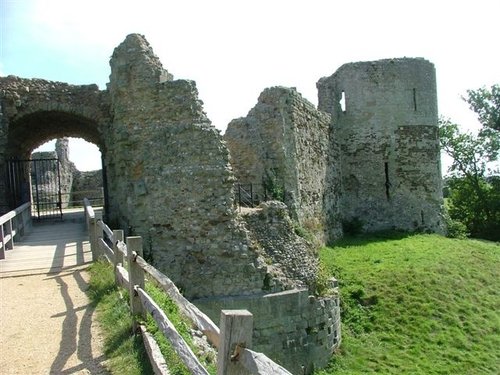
xmin=194 ymin=288 xmax=340 ymax=375
xmin=225 ymin=87 xmax=342 ymax=242
xmin=105 ymin=34 xmax=271 ymax=299
xmin=241 ymin=201 xmax=318 ymax=291
xmin=71 ymin=170 xmax=103 ymax=206
xmin=317 ymin=58 xmax=443 ymax=233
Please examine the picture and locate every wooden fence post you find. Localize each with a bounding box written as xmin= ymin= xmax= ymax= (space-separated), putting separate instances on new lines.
xmin=113 ymin=229 xmax=124 ymax=284
xmin=127 ymin=236 xmax=145 ymax=331
xmin=217 ymin=310 xmax=253 ymax=375
xmin=94 ymin=211 xmax=103 ymax=259
xmin=89 ymin=216 xmax=97 ymax=261
xmin=5 ymin=219 xmax=14 ymax=250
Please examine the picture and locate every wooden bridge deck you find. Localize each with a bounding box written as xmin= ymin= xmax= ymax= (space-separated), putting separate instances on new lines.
xmin=0 ymin=208 xmax=109 ymax=374
xmin=0 ymin=209 xmax=93 ymax=277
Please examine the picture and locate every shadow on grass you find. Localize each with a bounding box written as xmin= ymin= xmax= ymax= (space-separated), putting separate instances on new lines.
xmin=328 ymin=230 xmax=416 ymax=248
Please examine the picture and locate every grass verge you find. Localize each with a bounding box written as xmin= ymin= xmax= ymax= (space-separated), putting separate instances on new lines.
xmin=144 ymin=282 xmax=217 ymax=375
xmin=87 ymin=260 xmax=152 ymax=374
xmin=316 ymin=233 xmax=499 ymax=374
xmin=87 ymin=260 xmax=217 ymax=375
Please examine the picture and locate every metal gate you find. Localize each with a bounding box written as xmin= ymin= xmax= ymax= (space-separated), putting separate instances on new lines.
xmin=6 ymin=158 xmax=63 ymax=220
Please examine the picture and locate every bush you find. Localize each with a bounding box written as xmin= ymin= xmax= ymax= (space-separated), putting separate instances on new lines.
xmin=443 ymin=209 xmax=469 ymax=239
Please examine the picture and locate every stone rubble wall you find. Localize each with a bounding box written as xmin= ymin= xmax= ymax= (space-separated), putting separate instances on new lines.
xmin=106 ymin=34 xmax=272 ymax=299
xmin=225 ymin=87 xmax=342 ymax=242
xmin=55 ymin=138 xmax=76 ymax=208
xmin=194 ymin=288 xmax=340 ymax=375
xmin=241 ymin=201 xmax=318 ymax=291
xmin=71 ymin=170 xmax=103 ymax=206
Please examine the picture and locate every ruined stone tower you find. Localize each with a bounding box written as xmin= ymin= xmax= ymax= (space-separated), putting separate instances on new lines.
xmin=317 ymin=58 xmax=443 ymax=233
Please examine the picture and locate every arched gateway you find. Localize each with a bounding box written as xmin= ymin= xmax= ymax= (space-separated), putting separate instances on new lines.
xmin=0 ymin=76 xmax=111 ymax=212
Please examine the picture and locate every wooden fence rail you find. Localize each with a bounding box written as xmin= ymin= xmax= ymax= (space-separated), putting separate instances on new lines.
xmin=83 ymin=198 xmax=292 ymax=375
xmin=0 ymin=202 xmax=32 ymax=259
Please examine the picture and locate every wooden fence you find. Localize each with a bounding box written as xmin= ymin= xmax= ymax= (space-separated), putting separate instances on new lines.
xmin=0 ymin=202 xmax=32 ymax=259
xmin=83 ymin=198 xmax=292 ymax=375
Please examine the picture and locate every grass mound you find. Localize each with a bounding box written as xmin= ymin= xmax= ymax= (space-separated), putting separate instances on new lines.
xmin=317 ymin=234 xmax=499 ymax=374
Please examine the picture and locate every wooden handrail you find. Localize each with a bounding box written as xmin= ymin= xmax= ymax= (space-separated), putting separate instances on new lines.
xmin=240 ymin=348 xmax=292 ymax=374
xmin=97 ymin=220 xmax=114 ymax=243
xmin=83 ymin=197 xmax=292 ymax=375
xmin=136 ymin=287 xmax=210 ymax=375
xmin=1 ymin=202 xmax=32 ymax=259
xmin=83 ymin=198 xmax=95 ymax=219
xmin=135 ymin=254 xmax=221 ymax=348
xmin=0 ymin=202 xmax=31 ymax=225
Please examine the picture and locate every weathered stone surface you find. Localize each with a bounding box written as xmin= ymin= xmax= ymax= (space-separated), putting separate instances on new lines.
xmin=317 ymin=58 xmax=444 ymax=233
xmin=241 ymin=201 xmax=318 ymax=290
xmin=55 ymin=138 xmax=76 ymax=208
xmin=71 ymin=169 xmax=103 ymax=206
xmin=105 ymin=34 xmax=271 ymax=299
xmin=225 ymin=87 xmax=342 ymax=242
xmin=194 ymin=288 xmax=340 ymax=375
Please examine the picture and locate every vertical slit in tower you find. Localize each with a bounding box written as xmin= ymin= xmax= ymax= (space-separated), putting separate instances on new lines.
xmin=413 ymin=88 xmax=417 ymax=111
xmin=384 ymin=162 xmax=390 ymax=200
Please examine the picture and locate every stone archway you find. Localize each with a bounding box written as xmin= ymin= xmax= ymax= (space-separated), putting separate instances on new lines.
xmin=6 ymin=110 xmax=103 ymax=158
xmin=0 ymin=76 xmax=112 ymax=213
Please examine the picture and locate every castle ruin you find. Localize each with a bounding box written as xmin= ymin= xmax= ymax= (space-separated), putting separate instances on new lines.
xmin=0 ymin=34 xmax=443 ymax=374
xmin=226 ymin=58 xmax=443 ymax=242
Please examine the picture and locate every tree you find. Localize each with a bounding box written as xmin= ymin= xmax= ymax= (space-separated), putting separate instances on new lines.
xmin=464 ymin=84 xmax=500 ymax=132
xmin=439 ymin=85 xmax=500 ymax=240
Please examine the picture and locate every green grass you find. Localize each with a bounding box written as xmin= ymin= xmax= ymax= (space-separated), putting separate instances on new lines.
xmin=144 ymin=282 xmax=217 ymax=375
xmin=87 ymin=260 xmax=217 ymax=375
xmin=316 ymin=233 xmax=500 ymax=375
xmin=87 ymin=261 xmax=153 ymax=374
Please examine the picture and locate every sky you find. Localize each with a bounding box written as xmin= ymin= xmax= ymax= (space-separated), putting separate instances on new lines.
xmin=1 ymin=0 xmax=499 ymax=171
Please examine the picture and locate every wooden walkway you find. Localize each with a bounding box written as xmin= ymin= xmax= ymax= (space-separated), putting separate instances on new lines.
xmin=0 ymin=208 xmax=109 ymax=374
xmin=0 ymin=209 xmax=92 ymax=277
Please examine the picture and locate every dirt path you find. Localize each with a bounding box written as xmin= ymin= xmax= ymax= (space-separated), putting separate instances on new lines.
xmin=0 ymin=266 xmax=109 ymax=374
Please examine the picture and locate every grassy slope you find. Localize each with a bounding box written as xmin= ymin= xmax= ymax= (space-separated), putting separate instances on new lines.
xmin=317 ymin=234 xmax=499 ymax=375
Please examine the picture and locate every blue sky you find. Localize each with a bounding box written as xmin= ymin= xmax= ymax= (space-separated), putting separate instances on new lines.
xmin=1 ymin=0 xmax=499 ymax=171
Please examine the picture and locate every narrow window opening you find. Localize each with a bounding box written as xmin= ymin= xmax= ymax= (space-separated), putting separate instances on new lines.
xmin=384 ymin=162 xmax=390 ymax=200
xmin=421 ymin=210 xmax=425 ymax=225
xmin=413 ymin=88 xmax=417 ymax=111
xmin=339 ymin=91 xmax=346 ymax=113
